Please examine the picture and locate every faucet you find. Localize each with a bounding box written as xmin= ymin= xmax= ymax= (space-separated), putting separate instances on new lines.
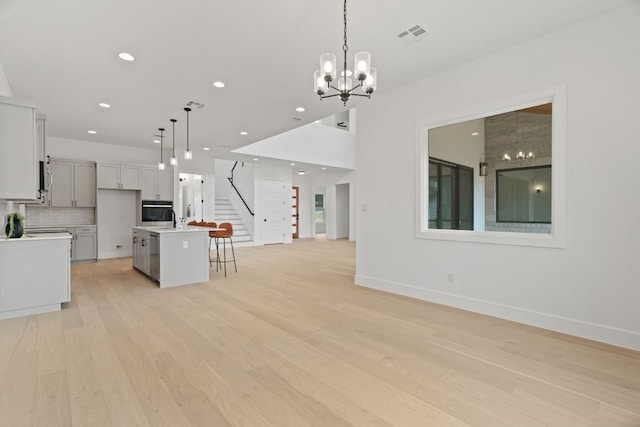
xmin=171 ymin=209 xmax=177 ymax=228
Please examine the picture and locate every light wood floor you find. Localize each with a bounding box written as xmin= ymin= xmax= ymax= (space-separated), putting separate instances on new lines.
xmin=0 ymin=238 xmax=639 ymax=426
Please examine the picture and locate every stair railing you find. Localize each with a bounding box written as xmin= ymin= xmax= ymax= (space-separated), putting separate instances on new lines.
xmin=228 ymin=162 xmax=255 ymax=216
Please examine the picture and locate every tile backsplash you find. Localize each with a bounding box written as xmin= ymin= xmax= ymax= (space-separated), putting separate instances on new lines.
xmin=25 ymin=206 xmax=95 ymax=226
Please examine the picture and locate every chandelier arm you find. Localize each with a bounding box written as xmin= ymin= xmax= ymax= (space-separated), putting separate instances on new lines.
xmin=321 ymin=93 xmax=342 ymax=99
xmin=349 ymin=93 xmax=370 ymax=98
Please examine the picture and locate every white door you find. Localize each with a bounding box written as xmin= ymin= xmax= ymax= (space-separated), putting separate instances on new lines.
xmin=261 ymin=179 xmax=286 ymax=244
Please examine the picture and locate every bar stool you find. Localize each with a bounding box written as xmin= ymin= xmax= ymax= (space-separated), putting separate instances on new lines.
xmin=212 ymin=222 xmax=237 ymax=277
xmin=205 ymin=222 xmax=218 ymax=267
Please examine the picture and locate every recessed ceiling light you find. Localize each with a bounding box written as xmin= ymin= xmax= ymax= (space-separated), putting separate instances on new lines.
xmin=471 ymin=132 xmax=480 ymax=136
xmin=297 ymin=170 xmax=306 ymax=175
xmin=118 ymin=52 xmax=135 ymax=61
xmin=290 ymin=163 xmax=295 ymax=166
xmin=98 ymin=102 xmax=111 ymax=108
xmin=240 ymin=131 xmax=248 ymax=135
xmin=88 ymin=130 xmax=97 ymax=134
xmin=321 ymin=167 xmax=327 ymax=170
xmin=213 ymin=81 xmax=225 ymax=88
xmin=253 ymin=158 xmax=259 ymax=161
xmin=153 ymin=139 xmax=160 ymax=144
xmin=203 ymin=147 xmax=210 ymax=151
xmin=295 ymin=107 xmax=305 ymax=112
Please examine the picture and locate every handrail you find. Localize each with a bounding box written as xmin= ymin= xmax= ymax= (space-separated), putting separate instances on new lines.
xmin=228 ymin=162 xmax=254 ymax=216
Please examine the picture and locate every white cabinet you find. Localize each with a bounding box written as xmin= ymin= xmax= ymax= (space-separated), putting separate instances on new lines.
xmin=71 ymin=226 xmax=97 ymax=262
xmin=0 ymin=235 xmax=71 ymax=319
xmin=97 ymin=163 xmax=141 ymax=190
xmin=0 ymin=97 xmax=38 ymax=200
xmin=50 ymin=159 xmax=96 ymax=207
xmin=141 ymin=167 xmax=173 ymax=200
xmin=132 ymin=229 xmax=151 ymax=275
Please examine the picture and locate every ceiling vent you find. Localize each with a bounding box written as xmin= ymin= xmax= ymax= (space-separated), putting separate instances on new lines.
xmin=185 ymin=101 xmax=205 ymax=109
xmin=397 ymin=25 xmax=429 ymax=44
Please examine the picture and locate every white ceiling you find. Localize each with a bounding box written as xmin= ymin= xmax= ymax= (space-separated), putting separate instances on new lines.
xmin=0 ymin=0 xmax=635 ymax=163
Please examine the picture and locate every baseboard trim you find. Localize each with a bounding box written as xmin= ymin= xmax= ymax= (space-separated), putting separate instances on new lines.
xmin=354 ymin=274 xmax=640 ymax=351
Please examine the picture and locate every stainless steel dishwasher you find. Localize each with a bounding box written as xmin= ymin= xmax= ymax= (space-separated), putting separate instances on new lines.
xmin=149 ymin=232 xmax=160 ymax=281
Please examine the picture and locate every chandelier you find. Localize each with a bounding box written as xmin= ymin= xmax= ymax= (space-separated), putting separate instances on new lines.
xmin=314 ymin=0 xmax=377 ymax=105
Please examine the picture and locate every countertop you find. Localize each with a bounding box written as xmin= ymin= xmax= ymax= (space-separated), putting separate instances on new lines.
xmin=1 ymin=232 xmax=72 ymax=242
xmin=133 ymin=225 xmax=218 ymax=234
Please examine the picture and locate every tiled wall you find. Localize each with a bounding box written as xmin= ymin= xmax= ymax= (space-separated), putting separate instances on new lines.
xmin=25 ymin=206 xmax=95 ymax=226
xmin=484 ymin=111 xmax=552 ymax=234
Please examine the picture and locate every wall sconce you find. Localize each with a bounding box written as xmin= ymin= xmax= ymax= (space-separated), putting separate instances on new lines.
xmin=535 ymin=185 xmax=542 ymax=193
xmin=479 ymin=161 xmax=488 ymax=176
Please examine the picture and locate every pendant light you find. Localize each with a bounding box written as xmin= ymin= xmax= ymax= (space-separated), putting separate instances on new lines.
xmin=184 ymin=107 xmax=192 ymax=160
xmin=313 ymin=0 xmax=376 ymax=106
xmin=170 ymin=119 xmax=178 ymax=166
xmin=158 ymin=128 xmax=166 ymax=170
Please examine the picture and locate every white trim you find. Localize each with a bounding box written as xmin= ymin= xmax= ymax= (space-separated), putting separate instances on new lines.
xmin=355 ymin=274 xmax=640 ymax=351
xmin=0 ymin=303 xmax=61 ymax=320
xmin=415 ymin=84 xmax=567 ymax=248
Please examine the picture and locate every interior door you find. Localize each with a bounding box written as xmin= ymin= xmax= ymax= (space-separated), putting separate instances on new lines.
xmin=292 ymin=186 xmax=299 ymax=239
xmin=262 ymin=179 xmax=286 ymax=244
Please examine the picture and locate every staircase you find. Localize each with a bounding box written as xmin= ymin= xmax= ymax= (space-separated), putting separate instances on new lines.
xmin=214 ymin=198 xmax=253 ymax=246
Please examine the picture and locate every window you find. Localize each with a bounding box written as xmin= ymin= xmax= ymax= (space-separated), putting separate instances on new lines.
xmin=497 ymin=166 xmax=551 ymax=224
xmin=415 ymin=84 xmax=567 ymax=248
xmin=429 ymin=158 xmax=474 ymax=230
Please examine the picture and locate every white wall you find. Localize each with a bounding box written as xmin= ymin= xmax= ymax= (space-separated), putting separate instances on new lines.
xmin=233 ymin=122 xmax=356 ymax=169
xmin=355 ymin=4 xmax=640 ymax=350
xmin=97 ymin=189 xmax=136 ymax=258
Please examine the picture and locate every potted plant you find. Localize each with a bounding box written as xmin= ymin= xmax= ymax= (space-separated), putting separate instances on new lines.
xmin=5 ymin=212 xmax=25 ymax=239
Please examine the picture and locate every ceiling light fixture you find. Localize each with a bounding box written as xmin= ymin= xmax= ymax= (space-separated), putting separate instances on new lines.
xmin=184 ymin=107 xmax=192 ymax=160
xmin=158 ymin=128 xmax=166 ymax=170
xmin=98 ymin=102 xmax=111 ymax=108
xmin=153 ymin=139 xmax=160 ymax=144
xmin=240 ymin=131 xmax=248 ymax=136
xmin=88 ymin=130 xmax=97 ymax=134
xmin=295 ymin=107 xmax=305 ymax=112
xmin=297 ymin=171 xmax=306 ymax=175
xmin=203 ymin=147 xmax=210 ymax=151
xmin=118 ymin=52 xmax=135 ymax=61
xmin=170 ymin=119 xmax=178 ymax=166
xmin=314 ymin=0 xmax=376 ymax=106
xmin=213 ymin=81 xmax=225 ymax=88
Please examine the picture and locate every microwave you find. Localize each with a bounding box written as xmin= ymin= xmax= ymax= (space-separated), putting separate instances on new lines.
xmin=141 ymin=200 xmax=173 ymax=224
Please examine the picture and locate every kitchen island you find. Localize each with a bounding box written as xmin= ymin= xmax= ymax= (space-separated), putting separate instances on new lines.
xmin=0 ymin=232 xmax=71 ymax=319
xmin=132 ymin=226 xmax=211 ymax=288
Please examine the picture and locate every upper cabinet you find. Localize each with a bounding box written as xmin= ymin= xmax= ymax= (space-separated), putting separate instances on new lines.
xmin=49 ymin=159 xmax=96 ymax=207
xmin=0 ymin=97 xmax=38 ymax=200
xmin=141 ymin=167 xmax=173 ymax=200
xmin=97 ymin=163 xmax=141 ymax=190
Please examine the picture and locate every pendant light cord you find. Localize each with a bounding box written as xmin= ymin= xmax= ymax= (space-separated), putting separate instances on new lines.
xmin=342 ymin=0 xmax=348 ymax=90
xmin=171 ymin=119 xmax=176 ymax=157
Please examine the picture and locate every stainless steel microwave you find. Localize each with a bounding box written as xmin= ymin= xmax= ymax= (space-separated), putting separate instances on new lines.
xmin=141 ymin=200 xmax=173 ymax=224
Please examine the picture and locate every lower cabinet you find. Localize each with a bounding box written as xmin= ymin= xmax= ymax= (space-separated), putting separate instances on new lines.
xmin=132 ymin=229 xmax=150 ymax=275
xmin=70 ymin=226 xmax=97 ymax=262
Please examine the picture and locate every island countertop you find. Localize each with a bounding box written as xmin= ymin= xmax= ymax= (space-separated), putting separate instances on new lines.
xmin=132 ymin=225 xmax=220 ymax=234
